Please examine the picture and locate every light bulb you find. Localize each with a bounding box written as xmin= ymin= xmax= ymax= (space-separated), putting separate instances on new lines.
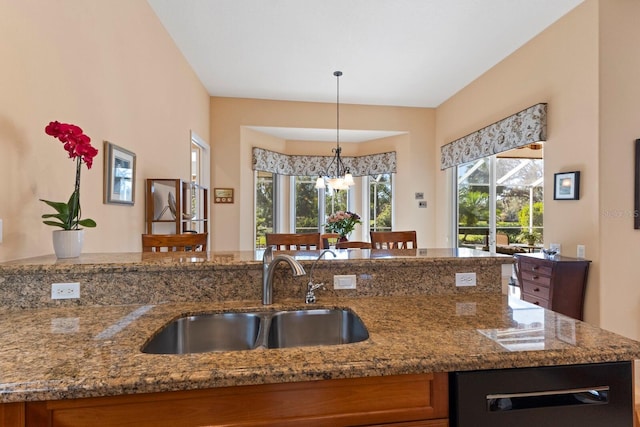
xmin=344 ymin=173 xmax=354 ymax=186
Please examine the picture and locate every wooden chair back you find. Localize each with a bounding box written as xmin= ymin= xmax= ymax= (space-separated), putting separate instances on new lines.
xmin=496 ymin=232 xmax=509 ymax=246
xmin=321 ymin=233 xmax=341 ymax=249
xmin=265 ymin=233 xmax=321 ymax=250
xmin=335 ymin=241 xmax=372 ymax=249
xmin=142 ymin=233 xmax=208 ymax=252
xmin=370 ymin=231 xmax=417 ymax=249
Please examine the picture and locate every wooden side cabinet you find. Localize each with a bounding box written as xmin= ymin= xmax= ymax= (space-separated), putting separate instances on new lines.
xmin=515 ymin=253 xmax=591 ymax=320
xmin=1 ymin=373 xmax=448 ymax=427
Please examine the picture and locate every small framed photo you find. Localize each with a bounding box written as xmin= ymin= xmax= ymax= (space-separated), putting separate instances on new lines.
xmin=553 ymin=171 xmax=580 ymax=200
xmin=104 ymin=141 xmax=136 ymax=205
xmin=214 ymin=187 xmax=234 ymax=204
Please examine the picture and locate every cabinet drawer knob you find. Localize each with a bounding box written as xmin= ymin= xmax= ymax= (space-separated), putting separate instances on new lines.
xmin=534 ymin=287 xmax=540 ymax=292
xmin=531 ymin=266 xmax=539 ymax=271
xmin=532 ymin=275 xmax=539 ymax=280
xmin=533 ymin=301 xmax=540 ymax=305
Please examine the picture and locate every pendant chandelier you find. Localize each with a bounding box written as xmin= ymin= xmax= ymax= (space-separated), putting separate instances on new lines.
xmin=315 ymin=71 xmax=354 ymax=191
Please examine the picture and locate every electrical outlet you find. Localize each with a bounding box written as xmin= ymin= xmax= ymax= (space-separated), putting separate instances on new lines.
xmin=455 ymin=272 xmax=476 ymax=287
xmin=51 ymin=282 xmax=80 ymax=299
xmin=577 ymin=244 xmax=585 ymax=259
xmin=333 ymin=275 xmax=356 ymax=289
xmin=418 ymin=201 xmax=427 ymax=208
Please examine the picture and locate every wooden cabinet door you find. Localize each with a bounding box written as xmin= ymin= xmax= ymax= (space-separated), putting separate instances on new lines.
xmin=19 ymin=373 xmax=449 ymax=427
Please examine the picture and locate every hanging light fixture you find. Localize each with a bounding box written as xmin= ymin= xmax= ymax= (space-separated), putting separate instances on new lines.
xmin=315 ymin=71 xmax=355 ymax=191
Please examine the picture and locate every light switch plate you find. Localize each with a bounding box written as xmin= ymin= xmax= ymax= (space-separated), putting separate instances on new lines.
xmin=577 ymin=244 xmax=585 ymax=258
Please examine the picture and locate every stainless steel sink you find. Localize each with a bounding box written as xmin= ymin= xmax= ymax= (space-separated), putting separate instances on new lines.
xmin=142 ymin=308 xmax=368 ymax=354
xmin=142 ymin=312 xmax=262 ymax=354
xmin=266 ymin=309 xmax=369 ymax=349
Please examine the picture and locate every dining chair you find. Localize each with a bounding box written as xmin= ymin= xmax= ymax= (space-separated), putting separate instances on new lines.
xmin=335 ymin=241 xmax=372 ymax=249
xmin=320 ymin=233 xmax=341 ymax=249
xmin=141 ymin=233 xmax=208 ymax=252
xmin=496 ymin=232 xmax=509 ymax=246
xmin=265 ymin=233 xmax=321 ymax=250
xmin=370 ymin=231 xmax=417 ymax=249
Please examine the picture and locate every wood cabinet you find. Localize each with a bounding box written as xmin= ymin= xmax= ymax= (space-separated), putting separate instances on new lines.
xmin=515 ymin=253 xmax=591 ymax=320
xmin=3 ymin=373 xmax=448 ymax=427
xmin=145 ymin=179 xmax=208 ymax=235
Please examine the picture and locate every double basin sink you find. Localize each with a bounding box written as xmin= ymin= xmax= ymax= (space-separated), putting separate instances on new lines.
xmin=142 ymin=308 xmax=369 ymax=354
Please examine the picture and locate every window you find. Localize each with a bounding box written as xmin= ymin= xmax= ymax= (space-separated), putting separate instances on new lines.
xmin=189 ymin=132 xmax=210 ymax=234
xmin=254 ymin=173 xmax=392 ymax=249
xmin=369 ymin=174 xmax=392 ymax=232
xmin=294 ymin=176 xmax=320 ymax=233
xmin=457 ymin=156 xmax=543 ymax=250
xmin=255 ymin=171 xmax=274 ymax=248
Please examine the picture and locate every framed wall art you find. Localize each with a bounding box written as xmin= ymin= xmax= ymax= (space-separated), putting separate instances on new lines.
xmin=104 ymin=141 xmax=136 ymax=205
xmin=214 ymin=188 xmax=234 ymax=204
xmin=553 ymin=171 xmax=580 ymax=201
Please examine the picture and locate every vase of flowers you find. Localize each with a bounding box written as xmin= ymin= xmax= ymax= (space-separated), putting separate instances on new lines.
xmin=325 ymin=211 xmax=362 ymax=240
xmin=40 ymin=121 xmax=98 ymax=258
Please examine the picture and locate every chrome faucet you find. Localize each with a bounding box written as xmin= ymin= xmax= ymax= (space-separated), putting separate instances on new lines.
xmin=306 ymin=249 xmax=337 ymax=304
xmin=262 ymin=246 xmax=306 ymax=305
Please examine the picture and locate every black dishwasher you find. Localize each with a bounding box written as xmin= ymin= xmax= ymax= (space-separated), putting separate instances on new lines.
xmin=450 ymin=361 xmax=633 ymax=426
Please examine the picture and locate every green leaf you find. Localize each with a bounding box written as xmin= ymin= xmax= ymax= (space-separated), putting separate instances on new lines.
xmin=39 ymin=199 xmax=70 ymax=216
xmin=78 ymin=218 xmax=97 ymax=228
xmin=42 ymin=220 xmax=67 ymax=229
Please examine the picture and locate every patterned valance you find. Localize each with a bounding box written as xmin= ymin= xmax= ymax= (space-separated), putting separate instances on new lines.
xmin=252 ymin=147 xmax=396 ymax=176
xmin=440 ymin=103 xmax=547 ymax=170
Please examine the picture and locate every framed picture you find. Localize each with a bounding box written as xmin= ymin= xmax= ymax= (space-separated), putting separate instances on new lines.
xmin=214 ymin=188 xmax=234 ymax=204
xmin=635 ymin=139 xmax=640 ymax=229
xmin=104 ymin=141 xmax=136 ymax=205
xmin=553 ymin=171 xmax=580 ymax=200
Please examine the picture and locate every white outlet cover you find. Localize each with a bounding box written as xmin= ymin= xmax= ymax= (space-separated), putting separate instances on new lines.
xmin=333 ymin=275 xmax=356 ymax=289
xmin=455 ymin=272 xmax=477 ymax=287
xmin=51 ymin=282 xmax=80 ymax=299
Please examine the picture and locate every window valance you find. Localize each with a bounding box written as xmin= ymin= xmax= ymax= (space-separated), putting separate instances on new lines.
xmin=252 ymin=147 xmax=396 ymax=176
xmin=440 ymin=103 xmax=547 ymax=170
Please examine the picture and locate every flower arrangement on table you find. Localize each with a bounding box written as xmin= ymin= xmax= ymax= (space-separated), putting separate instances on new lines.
xmin=325 ymin=211 xmax=362 ymax=239
xmin=40 ymin=121 xmax=98 ymax=230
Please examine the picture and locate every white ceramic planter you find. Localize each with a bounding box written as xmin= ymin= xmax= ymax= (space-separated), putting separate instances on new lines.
xmin=52 ymin=229 xmax=84 ymax=258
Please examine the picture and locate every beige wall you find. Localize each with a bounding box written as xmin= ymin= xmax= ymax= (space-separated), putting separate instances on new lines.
xmin=598 ymin=0 xmax=640 ymax=339
xmin=436 ymin=0 xmax=640 ymax=340
xmin=210 ymin=97 xmax=435 ymax=251
xmin=0 ymin=0 xmax=210 ymax=262
xmin=436 ymin=1 xmax=600 ymax=323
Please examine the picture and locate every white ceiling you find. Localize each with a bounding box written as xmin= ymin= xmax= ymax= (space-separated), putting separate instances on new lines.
xmin=147 ymin=0 xmax=583 ymax=109
xmin=246 ymin=126 xmax=407 ymax=143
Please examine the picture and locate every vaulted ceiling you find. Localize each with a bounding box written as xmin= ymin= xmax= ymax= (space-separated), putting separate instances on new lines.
xmin=147 ymin=0 xmax=583 ymax=108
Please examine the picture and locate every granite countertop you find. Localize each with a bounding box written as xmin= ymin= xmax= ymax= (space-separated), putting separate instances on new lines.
xmin=2 ymin=293 xmax=639 ymax=403
xmin=0 ymin=248 xmax=509 ymax=272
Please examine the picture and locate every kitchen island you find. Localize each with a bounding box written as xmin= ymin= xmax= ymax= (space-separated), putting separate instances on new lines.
xmin=0 ymin=250 xmax=638 ymax=425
